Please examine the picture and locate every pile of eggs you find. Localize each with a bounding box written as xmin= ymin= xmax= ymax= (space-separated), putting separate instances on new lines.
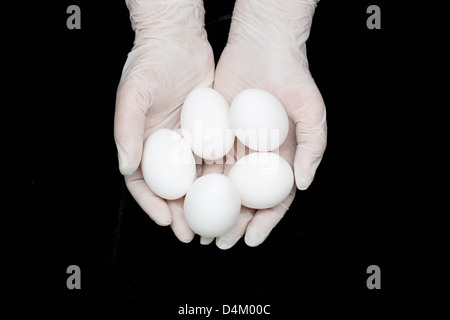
xmin=141 ymin=88 xmax=294 ymax=238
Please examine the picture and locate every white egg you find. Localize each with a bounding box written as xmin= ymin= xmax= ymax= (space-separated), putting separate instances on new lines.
xmin=180 ymin=87 xmax=235 ymax=161
xmin=184 ymin=174 xmax=241 ymax=238
xmin=228 ymin=152 xmax=294 ymax=209
xmin=230 ymin=88 xmax=289 ymax=152
xmin=141 ymin=128 xmax=196 ymax=200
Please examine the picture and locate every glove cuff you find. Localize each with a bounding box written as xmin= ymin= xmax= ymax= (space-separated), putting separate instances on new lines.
xmin=229 ymin=0 xmax=317 ymax=50
xmin=126 ymin=0 xmax=207 ymax=46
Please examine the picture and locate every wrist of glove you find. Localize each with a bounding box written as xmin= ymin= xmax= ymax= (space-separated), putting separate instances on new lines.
xmin=125 ymin=0 xmax=207 ymax=47
xmin=229 ymin=0 xmax=317 ymax=55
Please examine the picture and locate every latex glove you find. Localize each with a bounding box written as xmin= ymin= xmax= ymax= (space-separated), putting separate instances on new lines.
xmin=114 ymin=0 xmax=214 ymax=242
xmin=203 ymin=0 xmax=327 ymax=249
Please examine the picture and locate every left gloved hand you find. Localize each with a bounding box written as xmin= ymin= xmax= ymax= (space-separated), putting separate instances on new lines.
xmin=114 ymin=0 xmax=214 ymax=242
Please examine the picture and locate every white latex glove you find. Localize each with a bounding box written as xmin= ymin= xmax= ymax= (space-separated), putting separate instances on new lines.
xmin=202 ymin=0 xmax=327 ymax=249
xmin=114 ymin=0 xmax=214 ymax=242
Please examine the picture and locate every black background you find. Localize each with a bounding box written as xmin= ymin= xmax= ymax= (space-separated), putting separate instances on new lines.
xmin=5 ymin=0 xmax=447 ymax=302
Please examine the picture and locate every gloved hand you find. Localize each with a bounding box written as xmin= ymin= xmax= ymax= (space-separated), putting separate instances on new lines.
xmin=203 ymin=0 xmax=327 ymax=249
xmin=114 ymin=0 xmax=214 ymax=242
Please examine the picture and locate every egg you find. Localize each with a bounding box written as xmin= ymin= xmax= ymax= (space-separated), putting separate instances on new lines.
xmin=184 ymin=173 xmax=241 ymax=238
xmin=180 ymin=87 xmax=235 ymax=160
xmin=228 ymin=152 xmax=294 ymax=209
xmin=230 ymin=88 xmax=289 ymax=152
xmin=141 ymin=128 xmax=196 ymax=200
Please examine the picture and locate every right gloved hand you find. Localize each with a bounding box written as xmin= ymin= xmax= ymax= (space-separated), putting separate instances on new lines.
xmin=114 ymin=0 xmax=214 ymax=242
xmin=204 ymin=0 xmax=327 ymax=249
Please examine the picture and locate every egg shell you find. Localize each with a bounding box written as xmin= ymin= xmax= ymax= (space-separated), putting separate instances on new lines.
xmin=228 ymin=152 xmax=294 ymax=209
xmin=230 ymin=88 xmax=289 ymax=152
xmin=141 ymin=128 xmax=196 ymax=200
xmin=184 ymin=173 xmax=241 ymax=238
xmin=181 ymin=87 xmax=235 ymax=161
